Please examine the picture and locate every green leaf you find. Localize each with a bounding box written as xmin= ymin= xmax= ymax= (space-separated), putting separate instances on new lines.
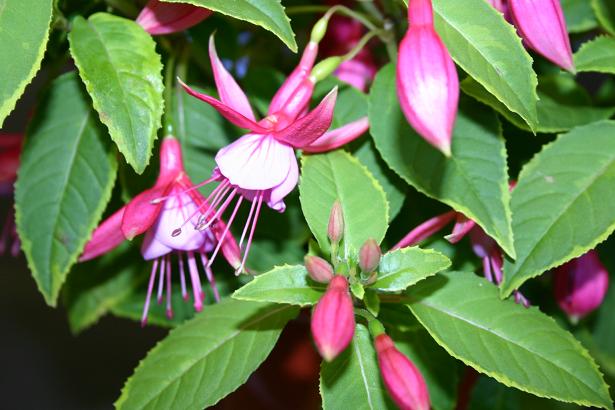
xmin=433 ymin=0 xmax=539 ymax=130
xmin=64 ymin=242 xmax=143 ymax=333
xmin=233 ymin=264 xmax=325 ymax=306
xmin=116 ymin=299 xmax=298 ymax=409
xmin=320 ymin=324 xmax=396 ymax=410
xmin=15 ymin=73 xmax=118 ymax=306
xmin=299 ymin=150 xmax=389 ymax=257
xmin=408 ymin=272 xmax=613 ymax=409
xmin=161 ymin=0 xmax=297 ymax=51
xmin=0 ymin=0 xmax=53 ymax=126
xmin=371 ymin=247 xmax=451 ymax=293
xmin=502 ymin=121 xmax=615 ymax=297
xmin=69 ymin=13 xmax=164 ymax=174
xmin=369 ymin=65 xmax=514 ymax=258
xmin=562 ymin=0 xmax=599 ymax=33
xmin=575 ymin=36 xmax=615 ymax=75
xmin=462 ymin=75 xmax=615 ymax=133
xmin=592 ymin=0 xmax=615 ymax=35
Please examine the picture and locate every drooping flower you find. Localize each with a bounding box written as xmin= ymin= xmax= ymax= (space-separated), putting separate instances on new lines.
xmin=554 ymin=250 xmax=609 ymax=322
xmin=321 ymin=6 xmax=378 ymax=91
xmin=80 ymin=137 xmax=240 ymax=325
xmin=491 ymin=0 xmax=575 ymax=72
xmin=310 ymin=275 xmax=355 ymax=361
xmin=178 ymin=35 xmax=367 ymax=273
xmin=375 ymin=333 xmax=431 ymax=410
xmin=397 ymin=0 xmax=459 ymax=156
xmin=0 ymin=133 xmax=22 ymax=257
xmin=136 ymin=0 xmax=211 ymax=35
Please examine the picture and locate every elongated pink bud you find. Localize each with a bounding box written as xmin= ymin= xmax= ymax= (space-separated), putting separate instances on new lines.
xmin=509 ymin=0 xmax=575 ymax=72
xmin=397 ymin=0 xmax=459 ymax=156
xmin=310 ymin=275 xmax=355 ymax=361
xmin=305 ymin=255 xmax=334 ymax=283
xmin=328 ymin=201 xmax=344 ymax=244
xmin=359 ymin=239 xmax=381 ymax=273
xmin=375 ymin=334 xmax=430 ymax=410
xmin=554 ymin=250 xmax=609 ymax=322
xmin=136 ymin=0 xmax=211 ymax=35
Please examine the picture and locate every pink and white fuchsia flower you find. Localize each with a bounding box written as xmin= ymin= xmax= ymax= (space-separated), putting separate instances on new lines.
xmin=178 ymin=36 xmax=368 ymax=272
xmin=397 ymin=0 xmax=459 ymax=156
xmin=81 ymin=138 xmax=241 ymax=325
xmin=136 ymin=0 xmax=211 ymax=35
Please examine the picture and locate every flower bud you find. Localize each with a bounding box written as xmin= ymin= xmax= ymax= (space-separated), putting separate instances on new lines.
xmin=311 ymin=56 xmax=344 ymax=83
xmin=305 ymin=255 xmax=334 ymax=283
xmin=311 ymin=275 xmax=355 ymax=361
xmin=359 ymin=239 xmax=381 ymax=273
xmin=311 ymin=15 xmax=330 ymax=43
xmin=509 ymin=0 xmax=575 ymax=72
xmin=397 ymin=0 xmax=459 ymax=156
xmin=136 ymin=0 xmax=211 ymax=35
xmin=554 ymin=250 xmax=609 ymax=322
xmin=375 ymin=334 xmax=430 ymax=410
xmin=327 ymin=200 xmax=344 ymax=243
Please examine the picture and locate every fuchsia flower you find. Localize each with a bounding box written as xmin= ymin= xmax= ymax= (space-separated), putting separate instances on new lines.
xmin=0 ymin=134 xmax=22 ymax=257
xmin=136 ymin=0 xmax=211 ymax=35
xmin=554 ymin=250 xmax=609 ymax=322
xmin=395 ymin=205 xmax=530 ymax=306
xmin=321 ymin=10 xmax=378 ymax=92
xmin=81 ymin=138 xmax=241 ymax=325
xmin=178 ymin=36 xmax=368 ymax=272
xmin=375 ymin=333 xmax=430 ymax=410
xmin=397 ymin=0 xmax=459 ymax=156
xmin=487 ymin=0 xmax=574 ymax=72
xmin=310 ymin=275 xmax=355 ymax=361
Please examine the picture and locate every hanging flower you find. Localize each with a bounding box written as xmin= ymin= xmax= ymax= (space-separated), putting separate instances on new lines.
xmin=397 ymin=0 xmax=459 ymax=156
xmin=178 ymin=35 xmax=368 ymax=273
xmin=136 ymin=0 xmax=211 ymax=35
xmin=0 ymin=133 xmax=22 ymax=257
xmin=554 ymin=250 xmax=609 ymax=322
xmin=80 ymin=137 xmax=240 ymax=325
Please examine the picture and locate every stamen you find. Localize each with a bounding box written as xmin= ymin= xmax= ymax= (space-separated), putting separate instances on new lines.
xmin=196 ymin=183 xmax=232 ymax=229
xmin=157 ymin=254 xmax=166 ymax=304
xmin=238 ymin=193 xmax=264 ymax=274
xmin=200 ymin=253 xmax=221 ymax=302
xmin=239 ymin=195 xmax=258 ymax=248
xmin=166 ymin=255 xmax=173 ymax=319
xmin=178 ymin=252 xmax=188 ymax=301
xmin=187 ymin=251 xmax=203 ymax=311
xmin=207 ymin=196 xmax=243 ymax=267
xmin=141 ymin=259 xmax=160 ymax=327
xmin=482 ymin=256 xmax=494 ymax=283
xmin=173 ymin=180 xmax=230 ymax=236
xmin=150 ymin=175 xmax=218 ymax=204
xmin=198 ymin=188 xmax=237 ymax=231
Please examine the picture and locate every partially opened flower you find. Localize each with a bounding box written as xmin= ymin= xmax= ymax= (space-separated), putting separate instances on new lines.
xmin=136 ymin=0 xmax=211 ymax=35
xmin=397 ymin=0 xmax=459 ymax=156
xmin=80 ymin=137 xmax=240 ymax=325
xmin=178 ymin=35 xmax=368 ymax=273
xmin=554 ymin=250 xmax=609 ymax=322
xmin=0 ymin=133 xmax=22 ymax=256
xmin=504 ymin=0 xmax=574 ymax=72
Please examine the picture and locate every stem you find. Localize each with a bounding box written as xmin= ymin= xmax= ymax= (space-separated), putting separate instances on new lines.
xmin=104 ymin=0 xmax=139 ymax=18
xmin=163 ymin=53 xmax=177 ymax=135
xmin=286 ymin=5 xmax=380 ymax=31
xmin=341 ymin=29 xmax=384 ymax=62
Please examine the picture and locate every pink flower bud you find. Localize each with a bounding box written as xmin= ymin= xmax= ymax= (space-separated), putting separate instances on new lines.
xmin=375 ymin=334 xmax=430 ymax=410
xmin=305 ymin=255 xmax=334 ymax=283
xmin=327 ymin=201 xmax=344 ymax=243
xmin=509 ymin=0 xmax=575 ymax=72
xmin=136 ymin=0 xmax=211 ymax=36
xmin=359 ymin=238 xmax=381 ymax=273
xmin=310 ymin=275 xmax=355 ymax=361
xmin=554 ymin=250 xmax=609 ymax=321
xmin=397 ymin=0 xmax=459 ymax=156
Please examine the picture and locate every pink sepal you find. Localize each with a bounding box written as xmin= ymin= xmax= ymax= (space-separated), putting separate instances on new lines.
xmin=179 ymin=79 xmax=268 ymax=133
xmin=445 ymin=214 xmax=476 ymax=244
xmin=136 ymin=0 xmax=211 ymax=35
xmin=393 ymin=211 xmax=457 ymax=250
xmin=303 ymin=117 xmax=369 ymax=153
xmin=121 ymin=185 xmax=169 ymax=240
xmin=80 ymin=207 xmax=127 ymax=261
xmin=274 ymin=88 xmax=338 ymax=148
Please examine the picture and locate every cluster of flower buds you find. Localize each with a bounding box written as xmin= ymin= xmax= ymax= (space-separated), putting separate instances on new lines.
xmin=488 ymin=0 xmax=575 ymax=72
xmin=397 ymin=0 xmax=459 ymax=156
xmin=553 ymin=250 xmax=610 ymax=323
